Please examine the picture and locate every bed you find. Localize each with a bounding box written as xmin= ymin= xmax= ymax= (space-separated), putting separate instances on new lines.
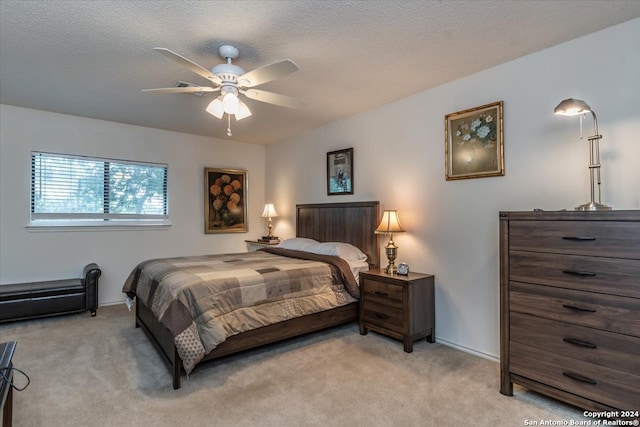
xmin=124 ymin=201 xmax=380 ymax=389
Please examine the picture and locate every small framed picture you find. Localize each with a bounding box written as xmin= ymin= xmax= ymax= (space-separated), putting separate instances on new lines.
xmin=204 ymin=167 xmax=248 ymax=233
xmin=445 ymin=101 xmax=504 ymax=180
xmin=327 ymin=148 xmax=353 ymax=195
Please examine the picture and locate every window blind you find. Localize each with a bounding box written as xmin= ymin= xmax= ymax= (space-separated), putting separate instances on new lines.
xmin=31 ymin=152 xmax=168 ymax=222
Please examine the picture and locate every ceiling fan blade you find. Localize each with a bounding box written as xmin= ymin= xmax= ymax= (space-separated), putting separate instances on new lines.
xmin=142 ymin=87 xmax=219 ymax=94
xmin=241 ymin=89 xmax=305 ymax=109
xmin=237 ymin=60 xmax=299 ymax=88
xmin=153 ymin=48 xmax=222 ymax=85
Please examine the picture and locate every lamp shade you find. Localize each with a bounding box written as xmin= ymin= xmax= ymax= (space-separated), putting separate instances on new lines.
xmin=235 ymin=100 xmax=252 ymax=120
xmin=554 ymin=98 xmax=592 ymax=116
xmin=261 ymin=203 xmax=279 ymax=218
xmin=205 ymin=98 xmax=224 ymax=119
xmin=375 ymin=210 xmax=405 ymax=234
xmin=222 ymin=92 xmax=240 ymax=114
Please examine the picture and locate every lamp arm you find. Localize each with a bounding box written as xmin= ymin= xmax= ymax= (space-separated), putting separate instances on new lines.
xmin=590 ymin=110 xmax=598 ymax=136
xmin=589 ymin=111 xmax=603 ymax=204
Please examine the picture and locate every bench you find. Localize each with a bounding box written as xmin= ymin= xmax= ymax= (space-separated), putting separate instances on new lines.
xmin=0 ymin=263 xmax=101 ymax=323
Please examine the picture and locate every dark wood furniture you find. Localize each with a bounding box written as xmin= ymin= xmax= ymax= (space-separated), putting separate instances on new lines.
xmin=1 ymin=341 xmax=17 ymax=427
xmin=359 ymin=269 xmax=435 ymax=352
xmin=135 ymin=201 xmax=380 ymax=389
xmin=500 ymin=210 xmax=640 ymax=411
xmin=245 ymin=239 xmax=280 ymax=252
xmin=0 ymin=264 xmax=101 ymax=323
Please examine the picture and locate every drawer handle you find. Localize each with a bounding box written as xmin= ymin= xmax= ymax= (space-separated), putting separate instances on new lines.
xmin=374 ymin=291 xmax=389 ymax=297
xmin=562 ymin=371 xmax=597 ymax=385
xmin=562 ymin=269 xmax=596 ymax=277
xmin=374 ymin=313 xmax=390 ymax=319
xmin=562 ymin=236 xmax=596 ymax=241
xmin=562 ymin=337 xmax=597 ymax=349
xmin=562 ymin=303 xmax=596 ymax=313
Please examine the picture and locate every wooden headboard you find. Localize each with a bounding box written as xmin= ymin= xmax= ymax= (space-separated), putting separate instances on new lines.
xmin=296 ymin=201 xmax=381 ymax=270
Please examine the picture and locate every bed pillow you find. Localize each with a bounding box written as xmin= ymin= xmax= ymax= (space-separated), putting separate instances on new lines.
xmin=347 ymin=260 xmax=370 ymax=285
xmin=277 ymin=237 xmax=319 ymax=251
xmin=305 ymin=242 xmax=368 ymax=262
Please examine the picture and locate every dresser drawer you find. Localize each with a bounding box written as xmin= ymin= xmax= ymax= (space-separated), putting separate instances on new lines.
xmin=510 ymin=312 xmax=640 ymax=374
xmin=361 ymin=279 xmax=403 ymax=308
xmin=509 ymin=251 xmax=640 ymax=298
xmin=362 ymin=300 xmax=403 ymax=333
xmin=510 ymin=282 xmax=640 ymax=337
xmin=509 ymin=220 xmax=640 ymax=259
xmin=511 ymin=343 xmax=640 ymax=409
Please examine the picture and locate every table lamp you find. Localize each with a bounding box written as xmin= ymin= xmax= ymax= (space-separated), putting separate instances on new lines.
xmin=260 ymin=203 xmax=279 ymax=240
xmin=375 ymin=210 xmax=405 ymax=274
xmin=554 ymin=98 xmax=611 ymax=211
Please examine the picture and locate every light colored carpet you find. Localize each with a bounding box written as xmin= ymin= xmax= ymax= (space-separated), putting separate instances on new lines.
xmin=0 ymin=305 xmax=590 ymax=426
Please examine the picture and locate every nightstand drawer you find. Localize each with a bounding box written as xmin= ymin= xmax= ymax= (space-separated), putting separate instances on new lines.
xmin=510 ymin=312 xmax=640 ymax=374
xmin=511 ymin=343 xmax=640 ymax=409
xmin=361 ymin=279 xmax=403 ymax=308
xmin=509 ymin=251 xmax=640 ymax=298
xmin=510 ymin=282 xmax=640 ymax=336
xmin=362 ymin=301 xmax=403 ymax=333
xmin=509 ymin=220 xmax=640 ymax=259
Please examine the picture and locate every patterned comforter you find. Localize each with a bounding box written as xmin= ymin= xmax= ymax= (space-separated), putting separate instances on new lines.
xmin=122 ymin=247 xmax=359 ymax=373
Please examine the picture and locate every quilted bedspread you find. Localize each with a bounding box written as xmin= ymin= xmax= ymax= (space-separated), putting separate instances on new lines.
xmin=123 ymin=248 xmax=359 ymax=373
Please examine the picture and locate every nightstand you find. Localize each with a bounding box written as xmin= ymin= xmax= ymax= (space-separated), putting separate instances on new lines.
xmin=359 ymin=269 xmax=435 ymax=352
xmin=245 ymin=239 xmax=280 ymax=252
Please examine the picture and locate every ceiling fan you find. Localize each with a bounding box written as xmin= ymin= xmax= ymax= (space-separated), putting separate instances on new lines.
xmin=143 ymin=44 xmax=304 ymax=135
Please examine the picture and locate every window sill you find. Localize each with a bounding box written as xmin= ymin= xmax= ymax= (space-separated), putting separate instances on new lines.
xmin=26 ymin=220 xmax=172 ymax=232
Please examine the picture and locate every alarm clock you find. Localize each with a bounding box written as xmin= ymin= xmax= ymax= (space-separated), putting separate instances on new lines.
xmin=397 ymin=263 xmax=410 ymax=275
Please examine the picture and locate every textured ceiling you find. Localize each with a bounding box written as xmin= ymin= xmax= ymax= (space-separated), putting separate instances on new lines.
xmin=1 ymin=1 xmax=639 ymax=145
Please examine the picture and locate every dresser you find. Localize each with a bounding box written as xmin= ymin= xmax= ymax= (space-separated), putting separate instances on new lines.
xmin=359 ymin=269 xmax=435 ymax=352
xmin=499 ymin=210 xmax=640 ymax=411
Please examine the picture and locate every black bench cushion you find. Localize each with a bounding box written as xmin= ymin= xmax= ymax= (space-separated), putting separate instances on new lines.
xmin=0 ymin=279 xmax=84 ymax=302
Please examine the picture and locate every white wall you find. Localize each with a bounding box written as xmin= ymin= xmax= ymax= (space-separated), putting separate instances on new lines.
xmin=266 ymin=19 xmax=640 ymax=359
xmin=0 ymin=106 xmax=266 ymax=304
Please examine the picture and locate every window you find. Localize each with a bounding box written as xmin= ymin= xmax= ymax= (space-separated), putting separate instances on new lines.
xmin=30 ymin=152 xmax=168 ymax=227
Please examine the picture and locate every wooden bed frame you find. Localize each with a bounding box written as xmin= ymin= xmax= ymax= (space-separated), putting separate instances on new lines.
xmin=135 ymin=201 xmax=380 ymax=389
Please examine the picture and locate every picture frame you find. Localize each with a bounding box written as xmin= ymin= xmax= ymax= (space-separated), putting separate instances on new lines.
xmin=204 ymin=167 xmax=248 ymax=233
xmin=327 ymin=148 xmax=354 ymax=195
xmin=444 ymin=101 xmax=504 ymax=180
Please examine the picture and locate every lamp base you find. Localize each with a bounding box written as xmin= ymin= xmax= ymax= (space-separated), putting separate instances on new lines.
xmin=575 ymin=201 xmax=612 ymax=211
xmin=383 ymin=239 xmax=398 ymax=275
xmin=384 ymin=263 xmax=397 ymax=275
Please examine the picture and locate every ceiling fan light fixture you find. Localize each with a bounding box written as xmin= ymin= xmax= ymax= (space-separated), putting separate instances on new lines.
xmin=235 ymin=100 xmax=252 ymax=120
xmin=205 ymin=98 xmax=224 ymax=119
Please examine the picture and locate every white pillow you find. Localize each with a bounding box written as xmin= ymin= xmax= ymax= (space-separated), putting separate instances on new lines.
xmin=277 ymin=237 xmax=319 ymax=251
xmin=305 ymin=242 xmax=368 ymax=262
xmin=347 ymin=260 xmax=370 ymax=285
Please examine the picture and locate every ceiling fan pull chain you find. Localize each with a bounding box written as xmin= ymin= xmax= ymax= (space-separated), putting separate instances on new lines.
xmin=227 ymin=114 xmax=232 ymax=136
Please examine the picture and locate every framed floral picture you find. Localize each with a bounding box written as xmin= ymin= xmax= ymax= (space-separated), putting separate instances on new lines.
xmin=204 ymin=167 xmax=248 ymax=233
xmin=327 ymin=148 xmax=354 ymax=195
xmin=444 ymin=101 xmax=504 ymax=180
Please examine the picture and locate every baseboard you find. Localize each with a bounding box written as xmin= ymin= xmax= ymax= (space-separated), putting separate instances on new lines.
xmin=99 ymin=300 xmax=127 ymax=308
xmin=436 ymin=337 xmax=499 ymax=363
xmin=99 ymin=299 xmax=501 ymax=364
